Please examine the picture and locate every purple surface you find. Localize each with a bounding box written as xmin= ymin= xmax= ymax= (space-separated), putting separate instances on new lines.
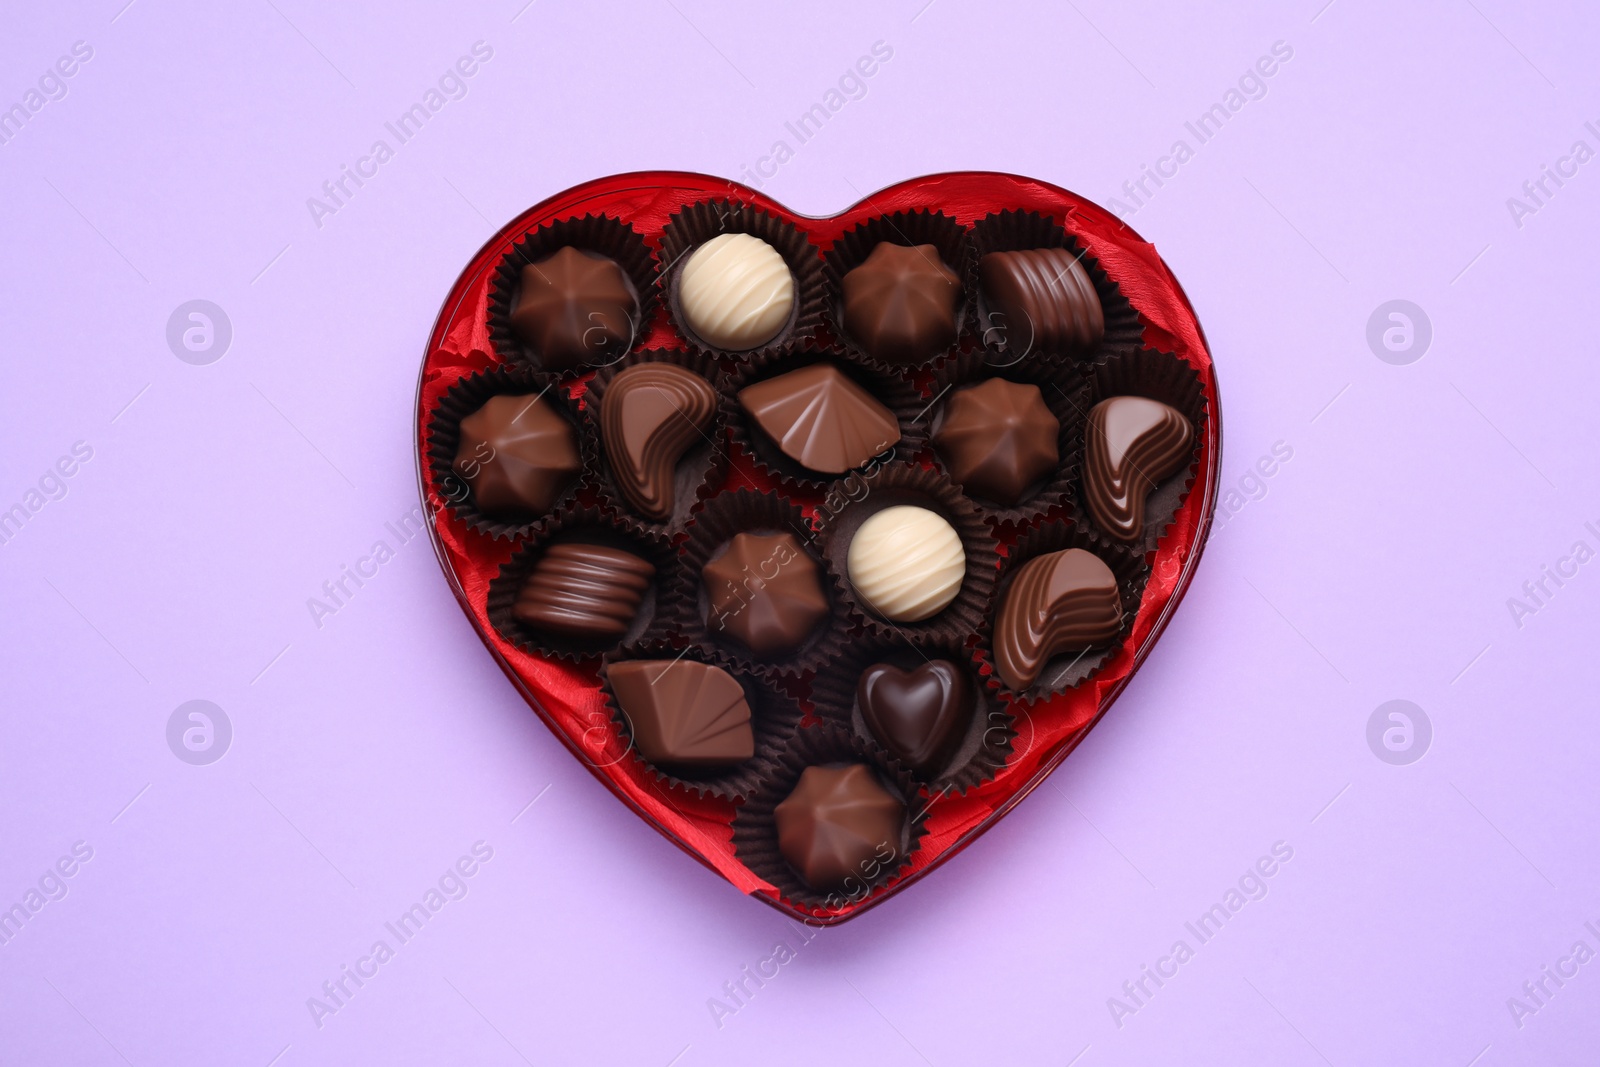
xmin=3 ymin=1 xmax=1598 ymax=1063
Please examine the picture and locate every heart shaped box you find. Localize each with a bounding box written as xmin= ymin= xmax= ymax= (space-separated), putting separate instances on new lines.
xmin=413 ymin=171 xmax=1221 ymax=925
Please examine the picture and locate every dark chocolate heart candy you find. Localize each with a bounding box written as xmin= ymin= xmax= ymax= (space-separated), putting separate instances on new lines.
xmin=856 ymin=660 xmax=973 ymax=775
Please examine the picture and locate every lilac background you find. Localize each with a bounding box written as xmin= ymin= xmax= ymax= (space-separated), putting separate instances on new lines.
xmin=3 ymin=0 xmax=1598 ymax=1063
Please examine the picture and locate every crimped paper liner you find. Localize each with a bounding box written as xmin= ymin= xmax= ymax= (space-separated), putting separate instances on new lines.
xmin=968 ymin=209 xmax=1141 ymax=363
xmin=814 ymin=461 xmax=999 ymax=645
xmin=1077 ymin=347 xmax=1208 ymax=556
xmin=808 ymin=633 xmax=1015 ymax=796
xmin=656 ymin=199 xmax=827 ymax=359
xmin=425 ymin=366 xmax=596 ymax=542
xmin=668 ymin=489 xmax=852 ymax=683
xmin=486 ymin=214 xmax=658 ymax=375
xmin=731 ymin=722 xmax=930 ymax=914
xmin=598 ymin=637 xmax=802 ymax=800
xmin=728 ymin=343 xmax=927 ymax=492
xmin=976 ymin=521 xmax=1150 ymax=706
xmin=822 ymin=210 xmax=974 ymax=372
xmin=486 ymin=504 xmax=678 ymax=663
xmin=582 ymin=347 xmax=731 ymax=536
xmin=925 ymin=349 xmax=1090 ymax=528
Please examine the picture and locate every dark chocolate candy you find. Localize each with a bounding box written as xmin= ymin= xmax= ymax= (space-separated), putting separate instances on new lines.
xmin=454 ymin=392 xmax=582 ymax=518
xmin=931 ymin=378 xmax=1060 ymax=505
xmin=514 ymin=542 xmax=654 ymax=640
xmin=856 ymin=660 xmax=973 ymax=775
xmin=840 ymin=242 xmax=961 ymax=365
xmin=1084 ymin=396 xmax=1194 ymax=543
xmin=737 ymin=364 xmax=900 ymax=475
xmin=509 ymin=246 xmax=638 ymax=371
xmin=994 ymin=548 xmax=1122 ymax=690
xmin=599 ymin=363 xmax=718 ymax=521
xmin=978 ymin=248 xmax=1103 ymax=358
xmin=702 ymin=531 xmax=828 ymax=657
xmin=775 ymin=764 xmax=905 ymax=892
xmin=607 ymin=659 xmax=754 ymax=769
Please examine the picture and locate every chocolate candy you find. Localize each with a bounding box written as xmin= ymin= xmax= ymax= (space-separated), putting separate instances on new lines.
xmin=679 ymin=233 xmax=794 ymax=350
xmin=978 ymin=248 xmax=1103 ymax=358
xmin=607 ymin=659 xmax=754 ymax=770
xmin=775 ymin=764 xmax=905 ymax=891
xmin=846 ymin=505 xmax=965 ymax=622
xmin=509 ymin=246 xmax=639 ymax=370
xmin=840 ymin=242 xmax=961 ymax=365
xmin=738 ymin=363 xmax=900 ymax=475
xmin=514 ymin=542 xmax=654 ymax=639
xmin=1084 ymin=396 xmax=1193 ymax=542
xmin=857 ymin=660 xmax=973 ymax=775
xmin=599 ymin=363 xmax=718 ymax=521
xmin=994 ymin=548 xmax=1121 ymax=690
xmin=932 ymin=378 xmax=1060 ymax=505
xmin=454 ymin=393 xmax=582 ymax=518
xmin=702 ymin=531 xmax=828 ymax=656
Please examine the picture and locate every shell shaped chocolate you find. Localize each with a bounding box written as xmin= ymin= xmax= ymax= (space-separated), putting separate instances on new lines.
xmin=1083 ymin=396 xmax=1193 ymax=542
xmin=599 ymin=363 xmax=718 ymax=522
xmin=993 ymin=548 xmax=1122 ymax=690
xmin=607 ymin=659 xmax=754 ymax=769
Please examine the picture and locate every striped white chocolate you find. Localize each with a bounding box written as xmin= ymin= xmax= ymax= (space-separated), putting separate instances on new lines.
xmin=679 ymin=233 xmax=794 ymax=350
xmin=846 ymin=505 xmax=965 ymax=622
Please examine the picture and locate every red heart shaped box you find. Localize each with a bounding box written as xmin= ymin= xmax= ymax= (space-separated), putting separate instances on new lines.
xmin=413 ymin=171 xmax=1221 ymax=925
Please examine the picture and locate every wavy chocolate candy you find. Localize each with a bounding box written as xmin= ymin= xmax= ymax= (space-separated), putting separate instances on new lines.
xmin=840 ymin=242 xmax=961 ymax=365
xmin=994 ymin=548 xmax=1122 ymax=690
xmin=454 ymin=393 xmax=581 ymax=518
xmin=932 ymin=378 xmax=1060 ymax=505
xmin=738 ymin=363 xmax=900 ymax=476
xmin=1084 ymin=396 xmax=1194 ymax=542
xmin=978 ymin=248 xmax=1103 ymax=358
xmin=599 ymin=363 xmax=718 ymax=521
xmin=857 ymin=660 xmax=973 ymax=775
xmin=702 ymin=531 xmax=829 ymax=657
xmin=607 ymin=659 xmax=754 ymax=770
xmin=775 ymin=764 xmax=905 ymax=892
xmin=510 ymin=246 xmax=639 ymax=371
xmin=513 ymin=542 xmax=654 ymax=640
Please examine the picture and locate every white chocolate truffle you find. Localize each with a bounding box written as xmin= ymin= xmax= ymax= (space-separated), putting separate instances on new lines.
xmin=678 ymin=232 xmax=795 ymax=350
xmin=846 ymin=505 xmax=965 ymax=622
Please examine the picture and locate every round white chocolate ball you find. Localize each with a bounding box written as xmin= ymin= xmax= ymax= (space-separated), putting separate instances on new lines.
xmin=846 ymin=505 xmax=966 ymax=622
xmin=678 ymin=232 xmax=795 ymax=350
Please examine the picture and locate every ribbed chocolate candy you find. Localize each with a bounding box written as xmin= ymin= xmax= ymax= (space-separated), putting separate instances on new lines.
xmin=1084 ymin=396 xmax=1193 ymax=543
xmin=599 ymin=363 xmax=718 ymax=521
xmin=978 ymin=248 xmax=1103 ymax=358
xmin=513 ymin=543 xmax=654 ymax=639
xmin=993 ymin=548 xmax=1121 ymax=690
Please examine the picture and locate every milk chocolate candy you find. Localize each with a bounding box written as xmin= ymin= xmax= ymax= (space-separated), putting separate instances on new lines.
xmin=454 ymin=393 xmax=582 ymax=518
xmin=775 ymin=764 xmax=905 ymax=892
xmin=607 ymin=659 xmax=754 ymax=770
xmin=993 ymin=548 xmax=1122 ymax=690
xmin=514 ymin=543 xmax=655 ymax=640
xmin=1083 ymin=396 xmax=1193 ymax=543
xmin=702 ymin=531 xmax=829 ymax=657
xmin=932 ymin=378 xmax=1060 ymax=506
xmin=738 ymin=364 xmax=900 ymax=476
xmin=509 ymin=246 xmax=639 ymax=371
xmin=840 ymin=242 xmax=961 ymax=366
xmin=599 ymin=363 xmax=718 ymax=522
xmin=978 ymin=248 xmax=1103 ymax=358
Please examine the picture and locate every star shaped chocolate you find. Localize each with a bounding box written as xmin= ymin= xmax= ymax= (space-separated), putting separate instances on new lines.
xmin=454 ymin=393 xmax=582 ymax=518
xmin=932 ymin=378 xmax=1059 ymax=506
xmin=509 ymin=246 xmax=638 ymax=371
xmin=701 ymin=531 xmax=828 ymax=657
xmin=840 ymin=242 xmax=961 ymax=365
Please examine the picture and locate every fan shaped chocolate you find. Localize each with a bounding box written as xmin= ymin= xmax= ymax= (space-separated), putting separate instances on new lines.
xmin=599 ymin=363 xmax=718 ymax=521
xmin=994 ymin=548 xmax=1122 ymax=690
xmin=454 ymin=392 xmax=582 ymax=518
xmin=514 ymin=543 xmax=654 ymax=640
xmin=932 ymin=378 xmax=1060 ymax=505
xmin=857 ymin=660 xmax=973 ymax=775
xmin=702 ymin=531 xmax=829 ymax=657
xmin=509 ymin=246 xmax=639 ymax=370
xmin=978 ymin=248 xmax=1103 ymax=358
xmin=1084 ymin=396 xmax=1194 ymax=543
xmin=738 ymin=364 xmax=900 ymax=476
xmin=841 ymin=242 xmax=961 ymax=365
xmin=607 ymin=659 xmax=754 ymax=770
xmin=775 ymin=764 xmax=905 ymax=892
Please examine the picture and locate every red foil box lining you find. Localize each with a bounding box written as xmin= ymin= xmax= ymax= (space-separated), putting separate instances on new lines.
xmin=413 ymin=171 xmax=1222 ymax=925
